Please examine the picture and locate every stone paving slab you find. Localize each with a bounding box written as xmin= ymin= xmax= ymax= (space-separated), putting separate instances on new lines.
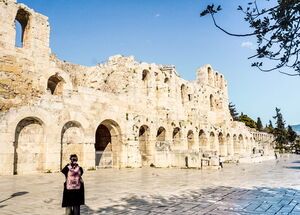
xmin=1 ymin=154 xmax=300 ymax=214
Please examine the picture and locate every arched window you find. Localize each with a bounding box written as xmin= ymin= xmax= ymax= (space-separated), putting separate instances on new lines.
xmin=209 ymin=94 xmax=214 ymax=110
xmin=219 ymin=75 xmax=224 ymax=89
xmin=15 ymin=9 xmax=30 ymax=48
xmin=209 ymin=132 xmax=215 ymax=151
xmin=181 ymin=84 xmax=187 ymax=105
xmin=208 ymin=67 xmax=213 ymax=85
xmin=142 ymin=69 xmax=149 ymax=81
xmin=142 ymin=70 xmax=150 ymax=96
xmin=199 ymin=130 xmax=207 ymax=152
xmin=47 ymin=75 xmax=64 ymax=95
xmin=156 ymin=127 xmax=166 ymax=142
xmin=215 ymin=73 xmax=219 ymax=87
xmin=173 ymin=127 xmax=181 ymax=146
xmin=187 ymin=130 xmax=194 ymax=150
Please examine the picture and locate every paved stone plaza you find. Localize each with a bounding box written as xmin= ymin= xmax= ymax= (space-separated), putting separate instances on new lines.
xmin=1 ymin=155 xmax=300 ymax=215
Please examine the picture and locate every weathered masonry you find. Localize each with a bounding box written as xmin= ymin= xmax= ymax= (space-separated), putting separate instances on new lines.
xmin=0 ymin=0 xmax=275 ymax=175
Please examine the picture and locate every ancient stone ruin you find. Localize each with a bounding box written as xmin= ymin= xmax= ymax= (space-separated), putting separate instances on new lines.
xmin=0 ymin=0 xmax=274 ymax=175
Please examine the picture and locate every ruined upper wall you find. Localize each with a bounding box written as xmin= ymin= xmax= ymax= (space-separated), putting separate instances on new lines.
xmin=0 ymin=0 xmax=51 ymax=111
xmin=0 ymin=0 xmax=50 ymax=55
xmin=0 ymin=0 xmax=231 ymax=121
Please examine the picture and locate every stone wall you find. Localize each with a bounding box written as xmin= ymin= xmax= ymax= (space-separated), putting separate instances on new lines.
xmin=0 ymin=0 xmax=275 ymax=175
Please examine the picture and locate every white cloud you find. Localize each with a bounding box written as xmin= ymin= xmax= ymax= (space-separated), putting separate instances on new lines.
xmin=241 ymin=41 xmax=254 ymax=49
xmin=155 ymin=13 xmax=160 ymax=17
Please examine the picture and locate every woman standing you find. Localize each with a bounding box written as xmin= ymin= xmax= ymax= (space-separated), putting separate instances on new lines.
xmin=61 ymin=154 xmax=85 ymax=215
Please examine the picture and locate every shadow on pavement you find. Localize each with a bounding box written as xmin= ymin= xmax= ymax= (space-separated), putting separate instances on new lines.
xmin=80 ymin=186 xmax=300 ymax=215
xmin=286 ymin=166 xmax=300 ymax=170
xmin=0 ymin=191 xmax=29 ymax=204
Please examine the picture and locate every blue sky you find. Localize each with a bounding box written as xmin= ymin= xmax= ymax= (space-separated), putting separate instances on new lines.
xmin=18 ymin=0 xmax=300 ymax=126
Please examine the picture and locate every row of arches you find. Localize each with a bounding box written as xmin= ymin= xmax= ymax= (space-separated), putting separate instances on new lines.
xmin=137 ymin=125 xmax=252 ymax=165
xmin=207 ymin=67 xmax=224 ymax=89
xmin=13 ymin=117 xmax=122 ymax=174
xmin=12 ymin=116 xmax=253 ymax=174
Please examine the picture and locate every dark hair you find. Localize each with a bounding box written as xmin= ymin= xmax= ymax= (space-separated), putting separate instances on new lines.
xmin=69 ymin=154 xmax=78 ymax=160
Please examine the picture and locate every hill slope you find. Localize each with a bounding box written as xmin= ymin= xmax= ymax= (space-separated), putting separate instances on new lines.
xmin=291 ymin=124 xmax=300 ymax=135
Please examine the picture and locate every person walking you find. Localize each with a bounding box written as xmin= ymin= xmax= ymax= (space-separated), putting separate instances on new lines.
xmin=219 ymin=155 xmax=224 ymax=168
xmin=61 ymin=154 xmax=85 ymax=215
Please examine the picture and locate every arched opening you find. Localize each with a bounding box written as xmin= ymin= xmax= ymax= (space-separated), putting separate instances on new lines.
xmin=218 ymin=132 xmax=226 ymax=156
xmin=181 ymin=84 xmax=187 ymax=105
xmin=15 ymin=19 xmax=22 ymax=48
xmin=47 ymin=75 xmax=64 ymax=95
xmin=245 ymin=136 xmax=249 ymax=152
xmin=14 ymin=117 xmax=44 ymax=175
xmin=233 ymin=134 xmax=238 ymax=154
xmin=208 ymin=67 xmax=213 ymax=85
xmin=219 ymin=75 xmax=224 ymax=89
xmin=15 ymin=9 xmax=30 ymax=48
xmin=164 ymin=77 xmax=171 ymax=97
xmin=142 ymin=69 xmax=149 ymax=81
xmin=172 ymin=127 xmax=181 ymax=146
xmin=60 ymin=121 xmax=84 ymax=169
xmin=199 ymin=129 xmax=207 ymax=152
xmin=187 ymin=130 xmax=195 ymax=150
xmin=95 ymin=120 xmax=122 ymax=168
xmin=164 ymin=77 xmax=169 ymax=84
xmin=209 ymin=94 xmax=214 ymax=111
xmin=209 ymin=132 xmax=215 ymax=151
xmin=215 ymin=73 xmax=219 ymax=88
xmin=139 ymin=125 xmax=151 ymax=166
xmin=226 ymin=134 xmax=232 ymax=156
xmin=238 ymin=134 xmax=244 ymax=154
xmin=156 ymin=126 xmax=166 ymax=142
xmin=142 ymin=69 xmax=150 ymax=96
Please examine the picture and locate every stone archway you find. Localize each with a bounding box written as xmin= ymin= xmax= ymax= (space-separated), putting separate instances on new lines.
xmin=14 ymin=117 xmax=45 ymax=175
xmin=233 ymin=134 xmax=238 ymax=154
xmin=172 ymin=127 xmax=181 ymax=146
xmin=209 ymin=132 xmax=215 ymax=151
xmin=156 ymin=126 xmax=166 ymax=142
xmin=139 ymin=125 xmax=151 ymax=166
xmin=218 ymin=132 xmax=226 ymax=156
xmin=95 ymin=119 xmax=122 ymax=168
xmin=226 ymin=134 xmax=232 ymax=156
xmin=47 ymin=74 xmax=65 ymax=95
xmin=238 ymin=134 xmax=244 ymax=154
xmin=61 ymin=121 xmax=84 ymax=169
xmin=199 ymin=129 xmax=207 ymax=153
xmin=187 ymin=130 xmax=194 ymax=150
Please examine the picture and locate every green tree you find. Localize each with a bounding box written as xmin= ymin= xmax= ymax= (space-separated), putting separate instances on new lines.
xmin=228 ymin=102 xmax=239 ymax=121
xmin=265 ymin=120 xmax=274 ymax=133
xmin=256 ymin=117 xmax=263 ymax=131
xmin=200 ymin=1 xmax=300 ymax=75
xmin=269 ymin=120 xmax=274 ymax=129
xmin=287 ymin=125 xmax=297 ymax=143
xmin=239 ymin=113 xmax=257 ymax=129
xmin=273 ymin=107 xmax=288 ymax=150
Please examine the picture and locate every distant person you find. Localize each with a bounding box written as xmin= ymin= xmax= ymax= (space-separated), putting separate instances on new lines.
xmin=61 ymin=154 xmax=85 ymax=215
xmin=219 ymin=155 xmax=224 ymax=168
xmin=275 ymin=152 xmax=278 ymax=159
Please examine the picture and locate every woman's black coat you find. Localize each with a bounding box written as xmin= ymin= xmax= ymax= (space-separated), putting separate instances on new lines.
xmin=61 ymin=164 xmax=85 ymax=207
